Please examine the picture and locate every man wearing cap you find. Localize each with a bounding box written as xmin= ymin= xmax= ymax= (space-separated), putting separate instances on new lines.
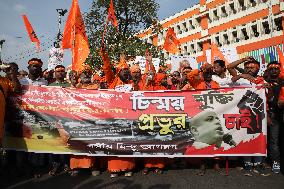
xmin=20 ymin=58 xmax=48 ymax=86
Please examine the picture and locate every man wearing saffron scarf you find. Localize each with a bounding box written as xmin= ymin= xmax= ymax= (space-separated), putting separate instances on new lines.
xmin=0 ymin=63 xmax=21 ymax=146
xmin=187 ymin=64 xmax=220 ymax=90
xmin=100 ymin=48 xmax=135 ymax=177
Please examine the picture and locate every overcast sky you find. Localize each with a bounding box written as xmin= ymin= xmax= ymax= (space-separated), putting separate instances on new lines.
xmin=0 ymin=0 xmax=198 ymax=71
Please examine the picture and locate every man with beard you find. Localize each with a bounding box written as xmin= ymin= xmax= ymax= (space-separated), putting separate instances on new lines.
xmin=227 ymin=57 xmax=264 ymax=86
xmin=130 ymin=64 xmax=143 ymax=91
xmin=100 ymin=48 xmax=135 ymax=177
xmin=189 ymin=63 xmax=220 ymax=90
xmin=264 ymin=61 xmax=282 ymax=174
xmin=20 ymin=58 xmax=48 ymax=86
xmin=101 ymin=49 xmax=133 ymax=91
xmin=18 ymin=58 xmax=48 ymax=178
xmin=76 ymin=66 xmax=99 ymax=90
xmin=169 ymin=71 xmax=182 ymax=90
xmin=144 ymin=72 xmax=168 ymax=91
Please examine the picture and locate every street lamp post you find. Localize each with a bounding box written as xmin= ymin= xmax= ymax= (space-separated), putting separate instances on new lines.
xmin=55 ymin=9 xmax=68 ymax=47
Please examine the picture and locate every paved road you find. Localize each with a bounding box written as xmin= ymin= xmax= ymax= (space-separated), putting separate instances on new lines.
xmin=1 ymin=168 xmax=284 ymax=189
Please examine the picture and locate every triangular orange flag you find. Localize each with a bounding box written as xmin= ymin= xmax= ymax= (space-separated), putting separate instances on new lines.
xmin=210 ymin=43 xmax=229 ymax=65
xmin=163 ymin=27 xmax=180 ymax=54
xmin=22 ymin=15 xmax=40 ymax=51
xmin=107 ymin=0 xmax=118 ymax=30
xmin=62 ymin=0 xmax=90 ymax=72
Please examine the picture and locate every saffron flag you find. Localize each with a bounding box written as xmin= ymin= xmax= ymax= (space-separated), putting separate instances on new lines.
xmin=107 ymin=0 xmax=118 ymax=29
xmin=22 ymin=15 xmax=40 ymax=51
xmin=163 ymin=27 xmax=180 ymax=54
xmin=62 ymin=0 xmax=90 ymax=72
xmin=210 ymin=43 xmax=229 ymax=65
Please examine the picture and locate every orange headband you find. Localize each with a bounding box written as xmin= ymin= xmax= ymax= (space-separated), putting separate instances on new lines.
xmin=245 ymin=63 xmax=260 ymax=69
xmin=268 ymin=64 xmax=280 ymax=69
xmin=55 ymin=67 xmax=65 ymax=72
xmin=28 ymin=60 xmax=43 ymax=66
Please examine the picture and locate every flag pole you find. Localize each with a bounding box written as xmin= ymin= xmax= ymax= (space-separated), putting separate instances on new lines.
xmin=101 ymin=13 xmax=109 ymax=48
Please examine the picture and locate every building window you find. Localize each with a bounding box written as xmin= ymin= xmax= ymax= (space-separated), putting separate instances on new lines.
xmin=229 ymin=2 xmax=236 ymax=14
xmin=213 ymin=36 xmax=221 ymax=47
xmin=274 ymin=17 xmax=283 ymax=31
xmin=182 ymin=22 xmax=188 ymax=32
xmin=238 ymin=0 xmax=245 ymax=11
xmin=213 ymin=9 xmax=219 ymax=21
xmin=197 ymin=42 xmax=203 ymax=52
xmin=223 ymin=33 xmax=229 ymax=45
xmin=251 ymin=24 xmax=259 ymax=37
xmin=220 ymin=6 xmax=228 ymax=18
xmin=262 ymin=21 xmax=271 ymax=34
xmin=241 ymin=28 xmax=249 ymax=40
xmin=183 ymin=45 xmax=188 ymax=55
xmin=189 ymin=44 xmax=195 ymax=54
xmin=176 ymin=25 xmax=182 ymax=34
xmin=188 ymin=20 xmax=195 ymax=29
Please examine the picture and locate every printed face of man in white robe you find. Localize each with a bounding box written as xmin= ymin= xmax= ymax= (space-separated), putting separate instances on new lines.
xmin=190 ymin=111 xmax=224 ymax=149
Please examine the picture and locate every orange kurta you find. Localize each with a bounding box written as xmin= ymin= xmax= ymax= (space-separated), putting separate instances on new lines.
xmin=101 ymin=49 xmax=135 ymax=172
xmin=194 ymin=80 xmax=220 ymax=90
xmin=0 ymin=91 xmax=5 ymax=142
xmin=70 ymin=155 xmax=94 ymax=169
xmin=0 ymin=77 xmax=14 ymax=143
xmin=143 ymin=73 xmax=166 ymax=169
xmin=69 ymin=83 xmax=97 ymax=169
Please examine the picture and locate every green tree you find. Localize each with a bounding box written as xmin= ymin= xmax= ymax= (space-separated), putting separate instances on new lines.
xmin=84 ymin=0 xmax=161 ymax=69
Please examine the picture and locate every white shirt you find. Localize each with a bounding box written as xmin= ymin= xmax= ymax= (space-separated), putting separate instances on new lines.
xmin=20 ymin=76 xmax=48 ymax=86
xmin=233 ymin=78 xmax=257 ymax=87
xmin=212 ymin=75 xmax=233 ymax=88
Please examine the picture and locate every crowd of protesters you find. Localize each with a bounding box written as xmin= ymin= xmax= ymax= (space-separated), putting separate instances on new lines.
xmin=0 ymin=47 xmax=283 ymax=179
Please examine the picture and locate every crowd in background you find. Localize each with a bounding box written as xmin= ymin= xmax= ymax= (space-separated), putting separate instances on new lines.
xmin=0 ymin=47 xmax=283 ymax=178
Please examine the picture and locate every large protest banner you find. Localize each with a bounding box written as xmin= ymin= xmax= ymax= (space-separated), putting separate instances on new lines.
xmin=4 ymin=86 xmax=266 ymax=157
